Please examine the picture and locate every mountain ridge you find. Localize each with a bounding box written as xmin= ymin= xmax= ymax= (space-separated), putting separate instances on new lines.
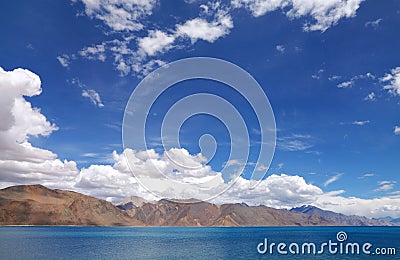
xmin=0 ymin=185 xmax=397 ymax=226
xmin=291 ymin=205 xmax=395 ymax=226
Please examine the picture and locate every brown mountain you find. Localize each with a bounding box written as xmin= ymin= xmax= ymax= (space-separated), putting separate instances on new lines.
xmin=2 ymin=184 xmax=387 ymax=227
xmin=125 ymin=199 xmax=335 ymax=226
xmin=115 ymin=195 xmax=155 ymax=210
xmin=0 ymin=184 xmax=142 ymax=226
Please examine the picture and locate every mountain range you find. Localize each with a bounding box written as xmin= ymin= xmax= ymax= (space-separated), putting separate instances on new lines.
xmin=291 ymin=205 xmax=394 ymax=226
xmin=0 ymin=185 xmax=397 ymax=226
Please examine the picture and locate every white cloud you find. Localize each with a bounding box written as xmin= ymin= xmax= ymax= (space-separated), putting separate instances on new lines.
xmin=213 ymin=173 xmax=324 ymax=207
xmin=394 ymin=126 xmax=400 ymax=135
xmin=75 ymin=37 xmax=168 ymax=77
xmin=77 ymin=0 xmax=157 ymax=32
xmin=256 ymin=164 xmax=268 ymax=171
xmin=138 ymin=30 xmax=175 ymax=56
xmin=364 ymin=92 xmax=375 ymax=101
xmin=277 ymin=134 xmax=314 ymax=151
xmin=312 ymin=68 xmax=324 ymax=80
xmin=132 ymin=59 xmax=166 ymax=77
xmin=374 ymin=181 xmax=396 ymax=192
xmin=233 ymin=0 xmax=364 ymax=32
xmin=324 ymin=173 xmax=342 ymax=187
xmin=69 ymin=77 xmax=86 ymax=88
xmin=358 ymin=173 xmax=375 ymax=179
xmin=79 ymin=44 xmax=106 ymax=61
xmin=381 ymin=67 xmax=400 ymax=96
xmin=107 ymin=38 xmax=135 ymax=76
xmin=288 ymin=0 xmax=365 ymax=32
xmin=328 ymin=75 xmax=341 ymax=81
xmin=337 ymin=72 xmax=375 ymax=88
xmin=56 ymin=54 xmax=71 ymax=68
xmin=176 ymin=12 xmax=233 ymax=43
xmin=365 ymin=18 xmax=382 ymax=29
xmin=64 ymin=0 xmax=366 ymax=77
xmin=352 ymin=120 xmax=369 ymax=126
xmin=70 ymin=151 xmax=400 ymax=217
xmin=82 ymin=153 xmax=98 ymax=157
xmin=3 ymin=67 xmax=400 ymax=218
xmin=276 ymin=44 xmax=285 ymax=53
xmin=313 ymin=193 xmax=400 ymax=218
xmin=82 ymin=89 xmax=104 ymax=108
xmin=354 ymin=72 xmax=375 ymax=80
xmin=231 ymin=0 xmax=289 ymax=17
xmin=0 ymin=67 xmax=79 ymax=188
xmin=337 ymin=80 xmax=353 ymax=88
xmin=68 ymin=78 xmax=104 ymax=107
xmin=374 ymin=184 xmax=394 ymax=192
xmin=224 ymin=159 xmax=243 ymax=167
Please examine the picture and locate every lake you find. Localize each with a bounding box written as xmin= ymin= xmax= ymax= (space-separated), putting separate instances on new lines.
xmin=0 ymin=226 xmax=399 ymax=259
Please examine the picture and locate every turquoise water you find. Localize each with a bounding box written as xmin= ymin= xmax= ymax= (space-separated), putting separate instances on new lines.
xmin=0 ymin=226 xmax=399 ymax=259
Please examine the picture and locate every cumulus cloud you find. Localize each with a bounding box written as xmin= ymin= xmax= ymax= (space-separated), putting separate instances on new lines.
xmin=0 ymin=67 xmax=79 ymax=188
xmin=314 ymin=193 xmax=400 ymax=218
xmin=71 ymin=148 xmax=326 ymax=207
xmin=233 ymin=0 xmax=364 ymax=32
xmin=289 ymin=0 xmax=364 ymax=32
xmin=176 ymin=12 xmax=233 ymax=43
xmin=214 ymin=173 xmax=324 ymax=207
xmin=381 ymin=67 xmax=400 ymax=96
xmin=138 ymin=30 xmax=175 ymax=56
xmin=77 ymin=0 xmax=157 ymax=32
xmin=70 ymin=149 xmax=400 ymax=218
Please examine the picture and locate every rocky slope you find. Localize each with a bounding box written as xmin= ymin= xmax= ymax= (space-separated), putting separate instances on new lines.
xmin=291 ymin=205 xmax=395 ymax=226
xmin=0 ymin=185 xmax=142 ymax=226
xmin=379 ymin=216 xmax=400 ymax=224
xmin=123 ymin=199 xmax=334 ymax=226
xmin=116 ymin=195 xmax=155 ymax=210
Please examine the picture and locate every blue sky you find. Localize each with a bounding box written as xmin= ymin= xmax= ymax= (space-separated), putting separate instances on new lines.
xmin=0 ymin=0 xmax=400 ymax=217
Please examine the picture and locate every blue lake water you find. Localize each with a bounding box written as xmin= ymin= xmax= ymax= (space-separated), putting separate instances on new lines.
xmin=0 ymin=226 xmax=399 ymax=259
